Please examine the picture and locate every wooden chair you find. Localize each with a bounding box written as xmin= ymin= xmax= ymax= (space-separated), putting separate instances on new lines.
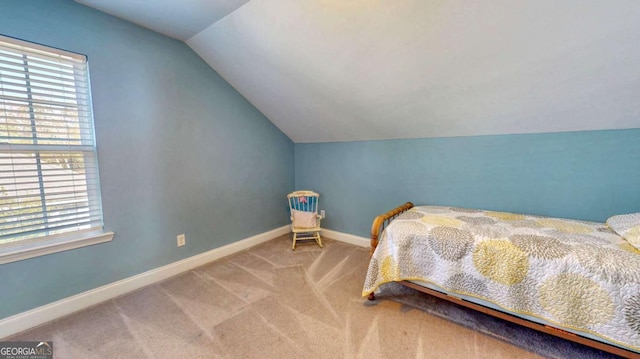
xmin=287 ymin=190 xmax=323 ymax=250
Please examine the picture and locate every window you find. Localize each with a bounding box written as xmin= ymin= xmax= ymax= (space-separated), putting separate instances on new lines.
xmin=0 ymin=35 xmax=112 ymax=264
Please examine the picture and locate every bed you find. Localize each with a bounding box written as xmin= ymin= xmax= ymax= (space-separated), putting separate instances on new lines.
xmin=363 ymin=202 xmax=640 ymax=358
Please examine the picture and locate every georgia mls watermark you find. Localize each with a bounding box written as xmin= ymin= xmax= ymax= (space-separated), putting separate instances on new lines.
xmin=0 ymin=342 xmax=53 ymax=359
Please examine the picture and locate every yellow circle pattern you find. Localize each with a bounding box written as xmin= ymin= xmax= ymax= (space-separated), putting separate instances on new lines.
xmin=485 ymin=211 xmax=526 ymax=221
xmin=539 ymin=274 xmax=614 ymax=327
xmin=472 ymin=239 xmax=529 ymax=285
xmin=381 ymin=255 xmax=399 ymax=282
xmin=536 ymin=218 xmax=593 ymax=234
xmin=420 ymin=215 xmax=464 ymax=228
xmin=619 ymin=241 xmax=640 ymax=254
xmin=626 ymin=226 xmax=640 ymax=247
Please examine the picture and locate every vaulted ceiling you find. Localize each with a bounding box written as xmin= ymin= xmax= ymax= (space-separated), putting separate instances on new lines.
xmin=77 ymin=0 xmax=640 ymax=143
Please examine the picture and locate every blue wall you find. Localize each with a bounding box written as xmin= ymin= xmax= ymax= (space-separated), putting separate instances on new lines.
xmin=295 ymin=129 xmax=640 ymax=237
xmin=0 ymin=0 xmax=293 ymax=319
xmin=1 ymin=0 xmax=639 ymax=323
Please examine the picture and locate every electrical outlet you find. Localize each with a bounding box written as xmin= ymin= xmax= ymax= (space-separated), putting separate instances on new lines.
xmin=177 ymin=234 xmax=186 ymax=247
xmin=320 ymin=210 xmax=325 ymax=218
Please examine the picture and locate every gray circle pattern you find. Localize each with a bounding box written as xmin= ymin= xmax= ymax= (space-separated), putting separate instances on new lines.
xmin=399 ymin=237 xmax=435 ymax=279
xmin=444 ymin=273 xmax=487 ymax=297
xmin=364 ymin=258 xmax=380 ymax=290
xmin=397 ymin=211 xmax=425 ymax=220
xmin=449 ymin=207 xmax=482 ymax=213
xmin=510 ymin=234 xmax=570 ymax=260
xmin=428 ymin=226 xmax=474 ymax=261
xmin=508 ymin=220 xmax=539 ymax=228
xmin=574 ymin=245 xmax=640 ymax=284
xmin=456 ymin=216 xmax=496 ymax=225
xmin=561 ymin=233 xmax=612 ymax=246
xmin=471 ymin=225 xmax=510 ymax=239
xmin=503 ymin=278 xmax=541 ymax=313
xmin=625 ymin=293 xmax=640 ymax=335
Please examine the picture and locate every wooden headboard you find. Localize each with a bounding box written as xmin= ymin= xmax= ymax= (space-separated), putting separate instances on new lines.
xmin=369 ymin=202 xmax=414 ymax=255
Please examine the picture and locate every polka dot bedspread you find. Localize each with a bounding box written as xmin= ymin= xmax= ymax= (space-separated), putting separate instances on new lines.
xmin=363 ymin=206 xmax=640 ymax=352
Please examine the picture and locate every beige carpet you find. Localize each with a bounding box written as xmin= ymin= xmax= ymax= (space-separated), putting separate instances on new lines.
xmin=7 ymin=236 xmax=543 ymax=358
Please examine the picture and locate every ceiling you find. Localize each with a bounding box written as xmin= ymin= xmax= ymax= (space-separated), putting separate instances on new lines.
xmin=77 ymin=1 xmax=640 ymax=143
xmin=76 ymin=0 xmax=249 ymax=40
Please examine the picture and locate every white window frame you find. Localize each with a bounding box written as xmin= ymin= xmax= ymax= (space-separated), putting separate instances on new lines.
xmin=0 ymin=35 xmax=113 ymax=264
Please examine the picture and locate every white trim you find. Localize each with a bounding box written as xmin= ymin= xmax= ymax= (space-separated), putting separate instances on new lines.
xmin=0 ymin=34 xmax=86 ymax=61
xmin=0 ymin=225 xmax=289 ymax=339
xmin=322 ymin=228 xmax=370 ymax=248
xmin=0 ymin=231 xmax=115 ymax=265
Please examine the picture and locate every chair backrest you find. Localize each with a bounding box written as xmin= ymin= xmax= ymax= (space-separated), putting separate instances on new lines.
xmin=287 ymin=190 xmax=319 ymax=228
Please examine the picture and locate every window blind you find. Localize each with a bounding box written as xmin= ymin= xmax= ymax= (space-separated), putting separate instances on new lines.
xmin=0 ymin=35 xmax=104 ymax=245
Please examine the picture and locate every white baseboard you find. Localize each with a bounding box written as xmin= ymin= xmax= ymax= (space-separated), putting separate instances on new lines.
xmin=0 ymin=225 xmax=290 ymax=339
xmin=322 ymin=228 xmax=370 ymax=248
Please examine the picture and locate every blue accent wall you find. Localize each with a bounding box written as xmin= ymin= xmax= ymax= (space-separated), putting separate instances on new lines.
xmin=0 ymin=0 xmax=293 ymax=318
xmin=295 ymin=129 xmax=640 ymax=237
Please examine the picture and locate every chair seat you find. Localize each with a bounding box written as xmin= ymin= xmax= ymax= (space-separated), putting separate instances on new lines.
xmin=291 ymin=226 xmax=321 ymax=232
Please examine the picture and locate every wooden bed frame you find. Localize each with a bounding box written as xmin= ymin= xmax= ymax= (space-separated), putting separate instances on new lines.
xmin=367 ymin=202 xmax=639 ymax=359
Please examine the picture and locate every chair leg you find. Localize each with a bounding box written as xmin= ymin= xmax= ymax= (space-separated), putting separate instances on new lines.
xmin=292 ymin=232 xmax=297 ymax=251
xmin=316 ymin=232 xmax=323 ymax=248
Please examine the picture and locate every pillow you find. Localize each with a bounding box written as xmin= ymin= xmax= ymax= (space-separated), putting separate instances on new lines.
xmin=292 ymin=209 xmax=318 ymax=228
xmin=606 ymin=213 xmax=640 ymax=250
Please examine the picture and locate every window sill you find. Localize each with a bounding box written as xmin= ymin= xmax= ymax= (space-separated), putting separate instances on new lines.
xmin=0 ymin=231 xmax=115 ymax=265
